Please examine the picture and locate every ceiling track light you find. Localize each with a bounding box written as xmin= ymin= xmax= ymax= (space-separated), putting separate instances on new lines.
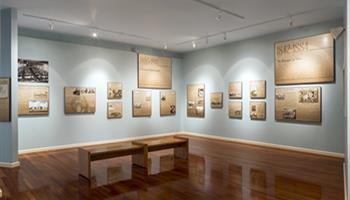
xmin=48 ymin=21 xmax=54 ymax=31
xmin=223 ymin=32 xmax=227 ymax=41
xmin=216 ymin=12 xmax=223 ymax=22
xmin=192 ymin=41 xmax=196 ymax=48
xmin=163 ymin=44 xmax=168 ymax=50
xmin=288 ymin=16 xmax=294 ymax=27
xmin=206 ymin=37 xmax=209 ymax=45
xmin=92 ymin=32 xmax=98 ymax=38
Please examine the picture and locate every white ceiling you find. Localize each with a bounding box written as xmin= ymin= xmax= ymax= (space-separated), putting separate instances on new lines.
xmin=1 ymin=0 xmax=345 ymax=52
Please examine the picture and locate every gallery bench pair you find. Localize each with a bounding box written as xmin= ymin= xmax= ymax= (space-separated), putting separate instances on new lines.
xmin=78 ymin=136 xmax=189 ymax=181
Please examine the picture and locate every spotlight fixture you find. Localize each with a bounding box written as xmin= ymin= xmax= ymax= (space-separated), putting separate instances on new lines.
xmin=223 ymin=32 xmax=227 ymax=41
xmin=206 ymin=37 xmax=209 ymax=45
xmin=288 ymin=16 xmax=294 ymax=27
xmin=192 ymin=41 xmax=196 ymax=48
xmin=92 ymin=32 xmax=98 ymax=38
xmin=216 ymin=12 xmax=223 ymax=22
xmin=48 ymin=21 xmax=54 ymax=31
xmin=163 ymin=44 xmax=168 ymax=50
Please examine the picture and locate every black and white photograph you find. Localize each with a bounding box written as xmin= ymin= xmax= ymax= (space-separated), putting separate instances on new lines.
xmin=18 ymin=59 xmax=49 ymax=83
xmin=29 ymin=100 xmax=49 ymax=112
xmin=299 ymin=89 xmax=319 ymax=103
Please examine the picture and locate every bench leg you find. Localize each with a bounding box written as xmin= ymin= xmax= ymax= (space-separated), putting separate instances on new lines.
xmin=79 ymin=149 xmax=91 ymax=180
xmin=132 ymin=146 xmax=148 ymax=169
xmin=174 ymin=141 xmax=189 ymax=160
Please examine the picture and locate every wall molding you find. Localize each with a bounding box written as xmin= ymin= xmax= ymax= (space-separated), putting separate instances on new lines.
xmin=181 ymin=132 xmax=345 ymax=159
xmin=18 ymin=131 xmax=344 ymax=159
xmin=0 ymin=161 xmax=20 ymax=168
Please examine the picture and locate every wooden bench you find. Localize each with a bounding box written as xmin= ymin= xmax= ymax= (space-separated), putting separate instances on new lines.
xmin=79 ymin=142 xmax=147 ymax=180
xmin=78 ymin=136 xmax=189 ymax=181
xmin=132 ymin=136 xmax=189 ymax=170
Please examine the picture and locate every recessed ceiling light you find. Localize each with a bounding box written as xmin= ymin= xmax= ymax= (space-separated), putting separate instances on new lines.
xmin=192 ymin=41 xmax=196 ymax=48
xmin=92 ymin=32 xmax=98 ymax=38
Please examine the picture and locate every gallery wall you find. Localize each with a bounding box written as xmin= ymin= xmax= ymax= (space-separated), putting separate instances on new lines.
xmin=182 ymin=19 xmax=345 ymax=153
xmin=18 ymin=36 xmax=184 ymax=150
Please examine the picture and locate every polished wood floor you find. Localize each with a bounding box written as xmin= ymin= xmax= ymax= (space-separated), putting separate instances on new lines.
xmin=0 ymin=136 xmax=344 ymax=200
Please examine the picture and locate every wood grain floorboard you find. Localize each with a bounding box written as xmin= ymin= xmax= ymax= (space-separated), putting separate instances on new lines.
xmin=0 ymin=136 xmax=344 ymax=200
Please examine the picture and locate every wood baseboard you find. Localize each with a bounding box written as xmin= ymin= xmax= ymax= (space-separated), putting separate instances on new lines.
xmin=0 ymin=161 xmax=20 ymax=168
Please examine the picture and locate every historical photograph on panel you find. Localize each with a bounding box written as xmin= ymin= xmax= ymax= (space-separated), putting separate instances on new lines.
xmin=275 ymin=87 xmax=321 ymax=122
xmin=211 ymin=92 xmax=223 ymax=109
xmin=250 ymin=80 xmax=266 ymax=99
xmin=107 ymin=82 xmax=122 ymax=100
xmin=64 ymin=87 xmax=96 ymax=114
xmin=160 ymin=91 xmax=176 ymax=116
xmin=0 ymin=78 xmax=10 ymax=122
xmin=229 ymin=82 xmax=242 ymax=99
xmin=18 ymin=59 xmax=49 ymax=83
xmin=133 ymin=90 xmax=152 ymax=117
xmin=138 ymin=54 xmax=172 ymax=89
xmin=275 ymin=33 xmax=334 ymax=85
xmin=187 ymin=84 xmax=205 ymax=118
xmin=229 ymin=101 xmax=242 ymax=119
xmin=18 ymin=85 xmax=49 ymax=116
xmin=250 ymin=101 xmax=266 ymax=120
xmin=107 ymin=101 xmax=123 ymax=119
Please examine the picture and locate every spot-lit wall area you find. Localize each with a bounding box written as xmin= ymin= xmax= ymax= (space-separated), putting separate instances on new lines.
xmin=182 ymin=19 xmax=345 ymax=153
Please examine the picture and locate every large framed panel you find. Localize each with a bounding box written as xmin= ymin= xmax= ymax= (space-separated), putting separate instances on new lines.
xmin=133 ymin=90 xmax=152 ymax=117
xmin=229 ymin=82 xmax=242 ymax=99
xmin=160 ymin=91 xmax=176 ymax=116
xmin=18 ymin=85 xmax=49 ymax=116
xmin=107 ymin=82 xmax=122 ymax=100
xmin=187 ymin=84 xmax=205 ymax=118
xmin=18 ymin=59 xmax=49 ymax=83
xmin=229 ymin=101 xmax=242 ymax=119
xmin=211 ymin=92 xmax=223 ymax=109
xmin=250 ymin=101 xmax=266 ymax=120
xmin=107 ymin=101 xmax=123 ymax=119
xmin=275 ymin=87 xmax=321 ymax=122
xmin=64 ymin=87 xmax=96 ymax=114
xmin=0 ymin=78 xmax=11 ymax=121
xmin=275 ymin=33 xmax=334 ymax=85
xmin=138 ymin=54 xmax=172 ymax=89
xmin=250 ymin=80 xmax=266 ymax=99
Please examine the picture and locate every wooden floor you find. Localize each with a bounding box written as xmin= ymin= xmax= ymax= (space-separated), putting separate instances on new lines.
xmin=0 ymin=136 xmax=344 ymax=200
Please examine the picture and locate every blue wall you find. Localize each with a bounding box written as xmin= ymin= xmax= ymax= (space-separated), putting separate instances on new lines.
xmin=18 ymin=36 xmax=184 ymax=150
xmin=182 ymin=19 xmax=345 ymax=153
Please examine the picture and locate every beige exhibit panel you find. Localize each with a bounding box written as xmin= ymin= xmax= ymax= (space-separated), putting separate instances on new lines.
xmin=275 ymin=33 xmax=334 ymax=85
xmin=250 ymin=80 xmax=266 ymax=99
xmin=211 ymin=92 xmax=223 ymax=109
xmin=275 ymin=87 xmax=321 ymax=122
xmin=250 ymin=101 xmax=266 ymax=120
xmin=0 ymin=78 xmax=10 ymax=122
xmin=133 ymin=90 xmax=152 ymax=117
xmin=187 ymin=84 xmax=205 ymax=118
xmin=64 ymin=87 xmax=96 ymax=114
xmin=229 ymin=81 xmax=242 ymax=99
xmin=138 ymin=54 xmax=172 ymax=89
xmin=229 ymin=101 xmax=242 ymax=119
xmin=107 ymin=82 xmax=122 ymax=100
xmin=18 ymin=85 xmax=49 ymax=116
xmin=160 ymin=91 xmax=176 ymax=116
xmin=107 ymin=101 xmax=123 ymax=119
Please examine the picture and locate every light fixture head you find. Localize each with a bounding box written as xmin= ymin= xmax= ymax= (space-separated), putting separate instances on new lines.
xmin=206 ymin=37 xmax=209 ymax=45
xmin=48 ymin=21 xmax=54 ymax=31
xmin=92 ymin=32 xmax=98 ymax=38
xmin=192 ymin=41 xmax=196 ymax=48
xmin=163 ymin=44 xmax=168 ymax=50
xmin=223 ymin=32 xmax=227 ymax=41
xmin=288 ymin=16 xmax=294 ymax=27
xmin=216 ymin=12 xmax=223 ymax=22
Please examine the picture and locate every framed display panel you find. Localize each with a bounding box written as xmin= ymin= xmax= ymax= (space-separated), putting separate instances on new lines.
xmin=275 ymin=87 xmax=321 ymax=122
xmin=107 ymin=82 xmax=122 ymax=100
xmin=0 ymin=78 xmax=11 ymax=122
xmin=64 ymin=87 xmax=96 ymax=114
xmin=275 ymin=33 xmax=334 ymax=85
xmin=250 ymin=101 xmax=266 ymax=120
xmin=187 ymin=84 xmax=205 ymax=118
xmin=133 ymin=90 xmax=152 ymax=117
xmin=211 ymin=92 xmax=223 ymax=109
xmin=138 ymin=54 xmax=172 ymax=89
xmin=18 ymin=85 xmax=49 ymax=116
xmin=160 ymin=91 xmax=176 ymax=116
xmin=18 ymin=59 xmax=49 ymax=83
xmin=229 ymin=82 xmax=242 ymax=99
xmin=250 ymin=80 xmax=266 ymax=99
xmin=229 ymin=101 xmax=242 ymax=119
xmin=107 ymin=101 xmax=123 ymax=119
